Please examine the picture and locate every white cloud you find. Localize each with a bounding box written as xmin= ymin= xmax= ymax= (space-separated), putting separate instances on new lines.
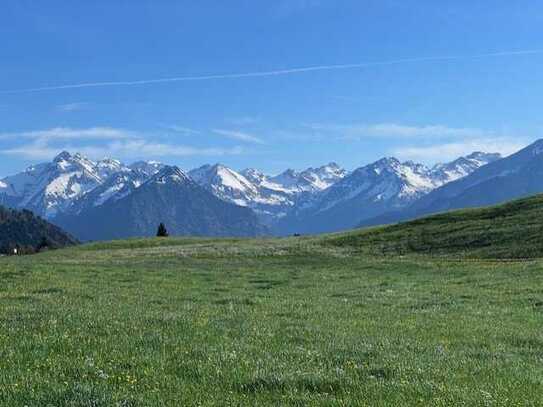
xmin=162 ymin=125 xmax=201 ymax=135
xmin=0 ymin=127 xmax=135 ymax=141
xmin=1 ymin=140 xmax=244 ymax=160
xmin=307 ymin=123 xmax=489 ymax=140
xmin=105 ymin=140 xmax=244 ymax=158
xmin=56 ymin=102 xmax=88 ymax=112
xmin=212 ymin=129 xmax=265 ymax=144
xmin=303 ymin=122 xmax=530 ymax=163
xmin=393 ymin=138 xmax=526 ymax=162
xmin=1 ymin=139 xmax=63 ymax=160
xmin=0 ymin=127 xmax=246 ymax=160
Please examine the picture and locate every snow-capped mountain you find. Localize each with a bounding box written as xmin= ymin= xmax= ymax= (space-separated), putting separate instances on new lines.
xmin=430 ymin=152 xmax=502 ymax=185
xmin=276 ymin=152 xmax=500 ymax=235
xmin=190 ymin=162 xmax=347 ymax=224
xmin=300 ymin=162 xmax=348 ymax=190
xmin=129 ymin=160 xmax=166 ymax=177
xmin=0 ymin=152 xmax=165 ymax=219
xmin=56 ymin=165 xmax=266 ymax=241
xmin=360 ymin=140 xmax=543 ymax=228
xmin=265 ymin=163 xmax=347 ymax=194
xmin=65 ymin=168 xmax=150 ymax=215
xmin=0 ymin=152 xmax=105 ymax=218
xmin=189 ymin=164 xmax=260 ymax=207
xmin=95 ymin=158 xmax=125 ymax=180
xmin=0 ymin=149 xmax=501 ymax=239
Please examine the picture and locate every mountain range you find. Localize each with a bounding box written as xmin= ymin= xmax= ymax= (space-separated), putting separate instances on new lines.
xmin=189 ymin=162 xmax=346 ymax=225
xmin=55 ymin=166 xmax=266 ymax=241
xmin=3 ymin=141 xmax=542 ymax=241
xmin=359 ymin=139 xmax=543 ymax=227
xmin=275 ymin=152 xmax=501 ymax=235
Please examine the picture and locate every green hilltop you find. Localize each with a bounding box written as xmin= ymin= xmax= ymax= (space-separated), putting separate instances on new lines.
xmin=325 ymin=193 xmax=543 ymax=259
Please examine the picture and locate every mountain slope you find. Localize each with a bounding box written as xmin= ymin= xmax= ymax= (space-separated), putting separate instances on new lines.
xmin=277 ymin=152 xmax=499 ymax=235
xmin=359 ymin=140 xmax=543 ymax=227
xmin=266 ymin=163 xmax=347 ymax=193
xmin=189 ymin=164 xmax=260 ymax=207
xmin=429 ymin=152 xmax=502 ymax=184
xmin=55 ymin=166 xmax=267 ymax=241
xmin=326 ymin=193 xmax=543 ymax=259
xmin=128 ymin=160 xmax=166 ymax=177
xmin=0 ymin=206 xmax=77 ymax=253
xmin=0 ymin=152 xmax=128 ymax=218
xmin=0 ymin=153 xmax=168 ymax=220
xmin=64 ymin=169 xmax=149 ymax=215
xmin=190 ymin=162 xmax=347 ymax=224
xmin=276 ymin=158 xmax=434 ymax=235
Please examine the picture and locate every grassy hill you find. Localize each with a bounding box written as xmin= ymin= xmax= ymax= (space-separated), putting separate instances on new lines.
xmin=326 ymin=193 xmax=543 ymax=259
xmin=1 ymin=196 xmax=543 ymax=405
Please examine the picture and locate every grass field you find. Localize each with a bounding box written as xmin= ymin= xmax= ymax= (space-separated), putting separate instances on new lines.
xmin=1 ymin=197 xmax=543 ymax=405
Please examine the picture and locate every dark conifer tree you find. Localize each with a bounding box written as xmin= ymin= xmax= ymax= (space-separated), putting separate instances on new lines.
xmin=156 ymin=223 xmax=169 ymax=237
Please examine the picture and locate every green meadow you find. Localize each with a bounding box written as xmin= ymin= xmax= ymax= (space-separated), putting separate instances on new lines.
xmin=2 ymin=195 xmax=543 ymax=405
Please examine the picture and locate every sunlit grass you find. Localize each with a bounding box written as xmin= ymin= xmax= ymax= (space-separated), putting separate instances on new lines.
xmin=1 ymin=234 xmax=542 ymax=405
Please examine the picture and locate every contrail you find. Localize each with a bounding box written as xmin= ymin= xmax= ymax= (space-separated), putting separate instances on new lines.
xmin=2 ymin=49 xmax=542 ymax=94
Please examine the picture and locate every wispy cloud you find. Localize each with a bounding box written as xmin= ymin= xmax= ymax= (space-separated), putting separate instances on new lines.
xmin=162 ymin=125 xmax=201 ymax=135
xmin=56 ymin=102 xmax=88 ymax=112
xmin=3 ymin=50 xmax=543 ymax=94
xmin=306 ymin=121 xmax=528 ymax=162
xmin=393 ymin=138 xmax=526 ymax=162
xmin=0 ymin=127 xmax=135 ymax=141
xmin=0 ymin=127 xmax=246 ymax=160
xmin=212 ymin=129 xmax=265 ymax=144
xmin=307 ymin=123 xmax=489 ymax=140
xmin=1 ymin=140 xmax=245 ymax=161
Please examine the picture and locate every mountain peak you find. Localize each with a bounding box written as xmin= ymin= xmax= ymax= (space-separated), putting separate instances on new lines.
xmin=240 ymin=168 xmax=266 ymax=184
xmin=52 ymin=151 xmax=93 ymax=165
xmin=152 ymin=166 xmax=190 ymax=185
xmin=281 ymin=169 xmax=299 ymax=177
xmin=98 ymin=157 xmax=122 ymax=166
xmin=370 ymin=157 xmax=401 ymax=170
xmin=212 ymin=163 xmax=227 ymax=169
xmin=53 ymin=151 xmax=73 ymax=162
xmin=241 ymin=167 xmax=263 ymax=176
xmin=465 ymin=151 xmax=502 ymax=162
xmin=129 ymin=160 xmax=165 ymax=177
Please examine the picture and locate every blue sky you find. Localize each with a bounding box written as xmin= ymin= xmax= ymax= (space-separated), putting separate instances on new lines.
xmin=1 ymin=1 xmax=543 ymax=176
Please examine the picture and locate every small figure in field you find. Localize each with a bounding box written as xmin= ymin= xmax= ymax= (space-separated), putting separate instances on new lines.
xmin=156 ymin=223 xmax=169 ymax=237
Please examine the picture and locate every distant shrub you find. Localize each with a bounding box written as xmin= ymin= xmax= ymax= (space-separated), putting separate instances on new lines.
xmin=156 ymin=223 xmax=169 ymax=237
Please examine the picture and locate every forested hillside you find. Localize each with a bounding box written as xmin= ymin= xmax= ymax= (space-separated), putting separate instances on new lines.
xmin=0 ymin=206 xmax=77 ymax=254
